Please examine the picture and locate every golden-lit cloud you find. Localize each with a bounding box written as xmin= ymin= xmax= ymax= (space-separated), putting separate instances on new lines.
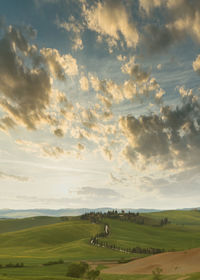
xmin=57 ymin=15 xmax=84 ymax=50
xmin=0 ymin=24 xmax=51 ymax=130
xmin=79 ymin=75 xmax=89 ymax=91
xmin=120 ymin=93 xmax=200 ymax=170
xmin=142 ymin=0 xmax=200 ymax=52
xmin=139 ymin=0 xmax=162 ymax=15
xmin=0 ymin=23 xmax=78 ymax=134
xmin=193 ymin=54 xmax=200 ymax=74
xmin=83 ymin=0 xmax=139 ymax=49
xmin=41 ymin=48 xmax=78 ymax=78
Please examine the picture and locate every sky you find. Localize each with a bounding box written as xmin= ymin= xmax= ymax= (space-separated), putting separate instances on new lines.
xmin=1 ymin=0 xmax=200 ymax=210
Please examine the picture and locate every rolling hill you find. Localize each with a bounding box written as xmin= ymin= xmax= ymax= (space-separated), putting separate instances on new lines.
xmin=0 ymin=210 xmax=200 ymax=279
xmin=143 ymin=210 xmax=200 ymax=225
xmin=0 ymin=216 xmax=65 ymax=234
xmin=103 ymin=247 xmax=200 ymax=275
xmin=99 ymin=217 xmax=200 ymax=252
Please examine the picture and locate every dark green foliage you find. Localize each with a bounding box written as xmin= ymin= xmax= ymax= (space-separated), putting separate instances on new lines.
xmin=66 ymin=262 xmax=100 ymax=279
xmin=160 ymin=217 xmax=169 ymax=226
xmin=87 ymin=269 xmax=100 ymax=280
xmin=118 ymin=257 xmax=132 ymax=263
xmin=81 ymin=210 xmax=160 ymax=226
xmin=66 ymin=261 xmax=89 ymax=278
xmin=5 ymin=262 xmax=24 ymax=268
xmin=43 ymin=259 xmax=64 ymax=266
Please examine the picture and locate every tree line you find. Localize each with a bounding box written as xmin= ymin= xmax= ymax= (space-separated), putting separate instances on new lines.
xmin=81 ymin=210 xmax=169 ymax=226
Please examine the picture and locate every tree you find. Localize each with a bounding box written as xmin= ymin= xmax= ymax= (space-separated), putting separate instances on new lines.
xmin=87 ymin=269 xmax=100 ymax=280
xmin=66 ymin=262 xmax=89 ymax=278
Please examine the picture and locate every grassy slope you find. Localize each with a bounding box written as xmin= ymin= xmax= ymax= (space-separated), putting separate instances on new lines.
xmin=0 ymin=219 xmax=129 ymax=264
xmin=1 ymin=210 xmax=200 ymax=279
xmin=143 ymin=210 xmax=200 ymax=225
xmin=0 ymin=216 xmax=66 ymax=234
xmin=100 ymin=215 xmax=200 ymax=251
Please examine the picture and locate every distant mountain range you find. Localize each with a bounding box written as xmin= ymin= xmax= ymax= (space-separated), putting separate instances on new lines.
xmin=0 ymin=208 xmax=163 ymax=218
xmin=0 ymin=207 xmax=197 ymax=218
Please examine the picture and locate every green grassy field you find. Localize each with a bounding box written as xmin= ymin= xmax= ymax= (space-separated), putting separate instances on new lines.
xmin=143 ymin=210 xmax=200 ymax=225
xmin=0 ymin=219 xmax=129 ymax=265
xmin=0 ymin=216 xmax=66 ymax=234
xmin=101 ymin=217 xmax=200 ymax=251
xmin=0 ymin=210 xmax=200 ymax=279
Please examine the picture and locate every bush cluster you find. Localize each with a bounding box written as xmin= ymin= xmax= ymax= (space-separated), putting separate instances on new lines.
xmin=0 ymin=262 xmax=24 ymax=268
xmin=66 ymin=261 xmax=100 ymax=280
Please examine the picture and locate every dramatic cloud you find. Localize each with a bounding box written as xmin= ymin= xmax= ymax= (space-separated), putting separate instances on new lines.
xmin=193 ymin=54 xmax=200 ymax=74
xmin=121 ymin=57 xmax=150 ymax=83
xmin=41 ymin=48 xmax=78 ymax=78
xmin=143 ymin=0 xmax=200 ymax=52
xmin=0 ymin=116 xmax=16 ymax=132
xmin=80 ymin=75 xmax=89 ymax=91
xmin=0 ymin=23 xmax=78 ymax=133
xmin=139 ymin=0 xmax=162 ymax=15
xmin=120 ymin=93 xmax=200 ymax=170
xmin=83 ymin=0 xmax=139 ymax=49
xmin=0 ymin=25 xmax=52 ymax=130
xmin=2 ymin=1 xmax=200 ymax=209
xmin=89 ymin=58 xmax=164 ymax=104
xmin=57 ymin=15 xmax=84 ymax=50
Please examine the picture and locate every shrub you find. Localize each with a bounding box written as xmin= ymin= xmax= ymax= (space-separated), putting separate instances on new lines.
xmin=87 ymin=269 xmax=100 ymax=280
xmin=152 ymin=267 xmax=163 ymax=280
xmin=43 ymin=259 xmax=64 ymax=266
xmin=66 ymin=261 xmax=89 ymax=278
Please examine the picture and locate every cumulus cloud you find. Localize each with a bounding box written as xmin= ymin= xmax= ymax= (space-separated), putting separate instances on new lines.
xmin=57 ymin=15 xmax=84 ymax=50
xmin=102 ymin=146 xmax=113 ymax=160
xmin=120 ymin=93 xmax=200 ymax=170
xmin=139 ymin=0 xmax=162 ymax=15
xmin=0 ymin=23 xmax=78 ymax=133
xmin=83 ymin=0 xmax=139 ymax=49
xmin=89 ymin=58 xmax=164 ymax=105
xmin=77 ymin=143 xmax=85 ymax=151
xmin=53 ymin=128 xmax=64 ymax=137
xmin=166 ymin=0 xmax=200 ymax=42
xmin=89 ymin=73 xmax=123 ymax=104
xmin=121 ymin=56 xmax=150 ymax=84
xmin=81 ymin=107 xmax=99 ymax=129
xmin=80 ymin=75 xmax=89 ymax=91
xmin=193 ymin=54 xmax=200 ymax=74
xmin=41 ymin=48 xmax=78 ymax=78
xmin=0 ymin=25 xmax=52 ymax=130
xmin=0 ymin=171 xmax=29 ymax=182
xmin=142 ymin=0 xmax=200 ymax=52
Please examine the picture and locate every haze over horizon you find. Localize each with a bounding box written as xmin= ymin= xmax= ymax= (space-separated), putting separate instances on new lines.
xmin=1 ymin=0 xmax=200 ymax=210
